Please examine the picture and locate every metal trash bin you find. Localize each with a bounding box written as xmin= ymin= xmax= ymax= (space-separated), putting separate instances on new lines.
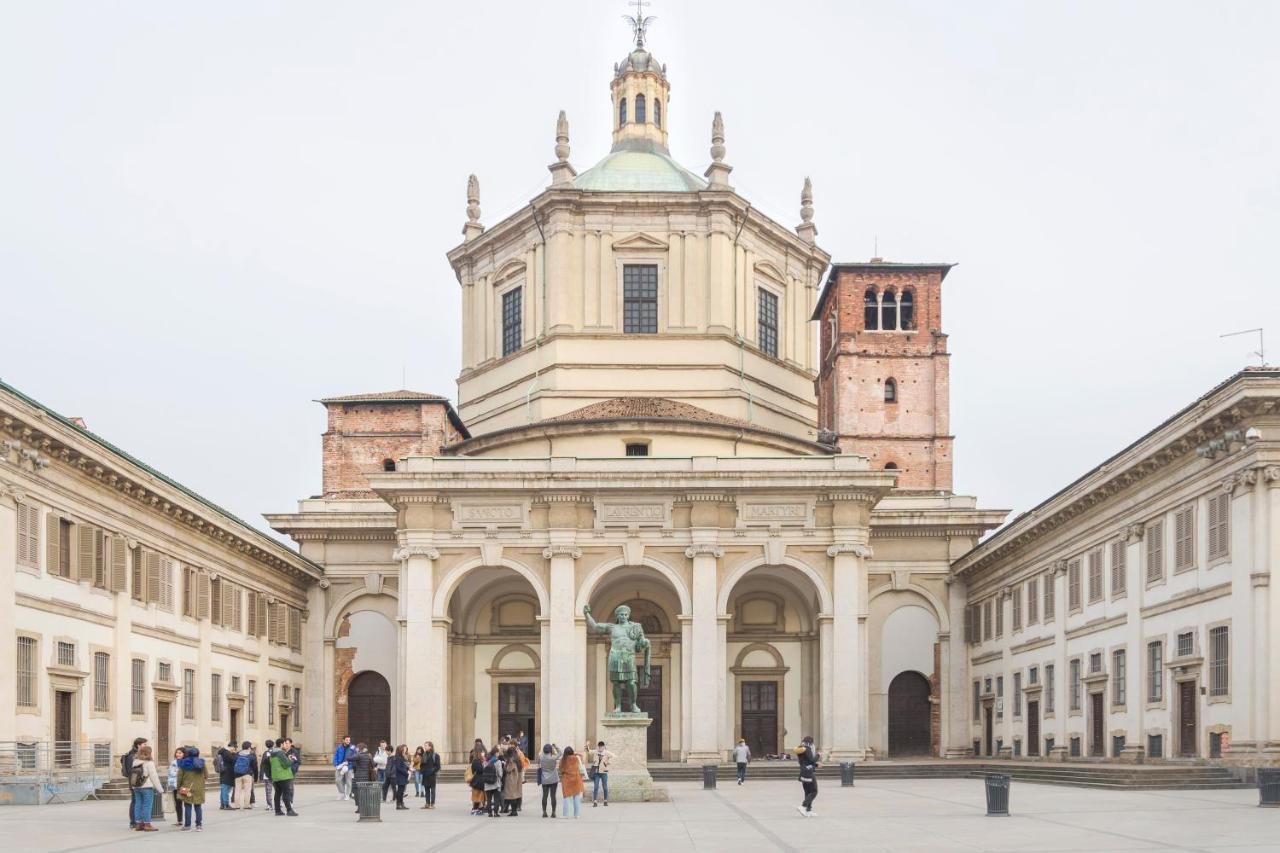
xmin=984 ymin=773 xmax=1011 ymax=816
xmin=1258 ymin=768 xmax=1280 ymax=808
xmin=354 ymin=781 xmax=382 ymax=822
xmin=840 ymin=762 xmax=855 ymax=787
xmin=151 ymin=790 xmax=165 ymax=821
xmin=702 ymin=764 xmax=717 ymax=789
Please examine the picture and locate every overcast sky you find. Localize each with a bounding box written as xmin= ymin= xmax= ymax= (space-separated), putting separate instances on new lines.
xmin=2 ymin=1 xmax=1277 ymax=540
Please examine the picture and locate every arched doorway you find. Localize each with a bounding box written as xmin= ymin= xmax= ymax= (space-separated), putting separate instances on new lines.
xmin=347 ymin=671 xmax=391 ymax=749
xmin=887 ymin=671 xmax=932 ymax=756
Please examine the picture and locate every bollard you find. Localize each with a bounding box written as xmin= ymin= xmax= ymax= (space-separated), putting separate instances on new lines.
xmin=702 ymin=764 xmax=718 ymax=790
xmin=840 ymin=762 xmax=855 ymax=787
xmin=984 ymin=773 xmax=1010 ymax=816
xmin=355 ymin=780 xmax=382 ymax=822
xmin=1258 ymin=768 xmax=1280 ymax=808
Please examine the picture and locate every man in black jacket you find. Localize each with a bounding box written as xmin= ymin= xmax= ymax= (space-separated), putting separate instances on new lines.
xmin=351 ymin=744 xmax=376 ymax=813
xmin=122 ymin=737 xmax=147 ymax=828
xmin=217 ymin=741 xmax=237 ymax=809
xmin=794 ymin=736 xmax=820 ymax=817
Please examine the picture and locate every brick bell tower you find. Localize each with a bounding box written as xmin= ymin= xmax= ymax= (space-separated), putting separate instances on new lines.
xmin=813 ymin=261 xmax=954 ymax=492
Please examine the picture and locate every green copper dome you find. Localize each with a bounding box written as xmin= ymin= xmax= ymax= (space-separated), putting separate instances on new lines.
xmin=573 ymin=140 xmax=707 ymax=193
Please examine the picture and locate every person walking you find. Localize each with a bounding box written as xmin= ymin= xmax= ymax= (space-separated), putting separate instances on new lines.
xmin=732 ymin=739 xmax=752 ymax=785
xmin=129 ymin=745 xmax=163 ymax=832
xmin=175 ymin=747 xmax=207 ymax=832
xmin=259 ymin=739 xmax=275 ymax=812
xmin=232 ymin=741 xmax=257 ymax=810
xmin=591 ymin=741 xmax=615 ymax=807
xmin=538 ymin=744 xmax=560 ymax=818
xmin=389 ymin=745 xmax=411 ymax=810
xmin=267 ymin=738 xmax=300 ymax=816
xmin=411 ymin=746 xmax=424 ymax=798
xmin=167 ymin=748 xmax=185 ymax=826
xmin=332 ymin=736 xmax=356 ymax=800
xmin=502 ymin=745 xmax=524 ymax=816
xmin=216 ymin=740 xmax=236 ymax=810
xmin=121 ymin=736 xmax=147 ymax=829
xmin=373 ymin=741 xmax=390 ymax=800
xmin=794 ymin=736 xmax=820 ymax=818
xmin=482 ymin=746 xmax=505 ymax=817
xmin=419 ymin=741 xmax=441 ymax=810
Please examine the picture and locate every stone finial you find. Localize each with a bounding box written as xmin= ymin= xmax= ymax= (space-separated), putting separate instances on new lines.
xmin=549 ymin=110 xmax=578 ymax=187
xmin=462 ymin=174 xmax=484 ymax=241
xmin=704 ymin=111 xmax=733 ymax=189
xmin=796 ymin=176 xmax=817 ymax=244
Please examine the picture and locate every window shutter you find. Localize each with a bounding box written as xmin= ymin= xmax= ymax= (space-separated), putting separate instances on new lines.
xmin=76 ymin=523 xmax=97 ymax=582
xmin=232 ymin=587 xmax=243 ymax=632
xmin=159 ymin=557 xmax=175 ymax=610
xmin=132 ymin=547 xmax=144 ymax=601
xmin=246 ymin=591 xmax=258 ymax=635
xmin=144 ymin=550 xmax=161 ymax=603
xmin=197 ymin=572 xmax=210 ymax=619
xmin=110 ymin=536 xmax=128 ymax=592
xmin=93 ymin=528 xmax=107 ymax=588
xmin=288 ymin=607 xmax=301 ymax=651
xmin=256 ymin=595 xmax=268 ymax=638
xmin=210 ymin=579 xmax=222 ymax=626
xmin=1147 ymin=520 xmax=1164 ymax=581
xmin=45 ymin=512 xmax=59 ymax=572
xmin=1110 ymin=540 xmax=1126 ymax=596
xmin=16 ymin=503 xmax=30 ymax=565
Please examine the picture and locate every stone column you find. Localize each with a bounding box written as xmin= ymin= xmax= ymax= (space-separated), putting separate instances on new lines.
xmin=545 ymin=544 xmax=583 ymax=749
xmin=1120 ymin=524 xmax=1146 ymax=762
xmin=394 ymin=544 xmax=439 ymax=745
xmin=1049 ymin=560 xmax=1070 ymax=760
xmin=686 ymin=542 xmax=723 ymax=763
xmin=827 ymin=542 xmax=871 ymax=760
xmin=304 ymin=580 xmax=329 ymax=747
xmin=0 ymin=485 xmax=20 ymax=742
xmin=679 ymin=615 xmax=693 ymax=760
xmin=1264 ymin=467 xmax=1280 ymax=757
xmin=817 ymin=615 xmax=833 ymax=750
xmin=943 ymin=575 xmax=970 ymax=757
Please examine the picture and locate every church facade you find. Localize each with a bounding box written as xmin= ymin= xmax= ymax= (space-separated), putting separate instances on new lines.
xmin=268 ymin=25 xmax=1005 ymax=763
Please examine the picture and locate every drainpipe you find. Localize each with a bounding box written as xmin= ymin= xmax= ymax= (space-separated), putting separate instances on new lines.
xmin=525 ymin=204 xmax=548 ymax=423
xmin=732 ymin=206 xmax=753 ymax=423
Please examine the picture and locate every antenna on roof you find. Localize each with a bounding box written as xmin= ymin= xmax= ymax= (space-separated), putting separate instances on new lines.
xmin=1220 ymin=328 xmax=1266 ymax=367
xmin=402 ymin=365 xmax=407 ymax=389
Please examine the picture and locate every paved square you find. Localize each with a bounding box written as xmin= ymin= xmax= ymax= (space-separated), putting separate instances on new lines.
xmin=0 ymin=779 xmax=1273 ymax=853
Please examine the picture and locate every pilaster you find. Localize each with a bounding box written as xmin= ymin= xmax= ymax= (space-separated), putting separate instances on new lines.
xmin=685 ymin=540 xmax=723 ymax=763
xmin=827 ymin=541 xmax=871 ymax=760
xmin=394 ymin=542 xmax=440 ymax=745
xmin=0 ymin=484 xmax=20 ymax=741
xmin=943 ymin=575 xmax=970 ymax=757
xmin=545 ymin=543 xmax=584 ymax=749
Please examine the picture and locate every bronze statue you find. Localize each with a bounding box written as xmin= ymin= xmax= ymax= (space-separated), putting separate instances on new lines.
xmin=584 ymin=604 xmax=651 ymax=714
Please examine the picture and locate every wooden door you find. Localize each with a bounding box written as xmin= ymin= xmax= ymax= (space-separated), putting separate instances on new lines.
xmin=887 ymin=671 xmax=932 ymax=756
xmin=636 ymin=665 xmax=663 ymax=760
xmin=157 ymin=702 xmax=172 ymax=764
xmin=497 ymin=684 xmax=535 ymax=747
xmin=1090 ymin=693 xmax=1105 ymax=756
xmin=740 ymin=680 xmax=778 ymax=758
xmin=983 ymin=706 xmax=993 ymax=755
xmin=1027 ymin=701 xmax=1040 ymax=756
xmin=1179 ymin=681 xmax=1197 ymax=757
xmin=54 ymin=691 xmax=73 ymax=767
xmin=347 ymin=671 xmax=391 ymax=749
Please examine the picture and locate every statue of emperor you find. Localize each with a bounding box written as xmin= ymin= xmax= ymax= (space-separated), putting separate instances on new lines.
xmin=583 ymin=603 xmax=651 ymax=714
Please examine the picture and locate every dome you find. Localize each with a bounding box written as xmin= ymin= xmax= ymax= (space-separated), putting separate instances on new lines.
xmin=614 ymin=48 xmax=665 ymax=80
xmin=573 ymin=139 xmax=707 ymax=193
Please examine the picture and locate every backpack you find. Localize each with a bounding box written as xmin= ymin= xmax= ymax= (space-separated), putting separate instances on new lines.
xmin=481 ymin=761 xmax=498 ymax=785
xmin=213 ymin=752 xmax=225 ymax=774
xmin=130 ymin=763 xmax=146 ymax=788
xmin=120 ymin=751 xmax=132 ymax=777
xmin=234 ymin=753 xmax=251 ymax=776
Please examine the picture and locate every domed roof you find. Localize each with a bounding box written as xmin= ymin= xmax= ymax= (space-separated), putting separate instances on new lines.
xmin=614 ymin=48 xmax=665 ymax=80
xmin=573 ymin=139 xmax=707 ymax=193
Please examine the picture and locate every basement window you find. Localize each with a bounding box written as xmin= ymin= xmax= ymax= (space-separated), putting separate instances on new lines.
xmin=625 ymin=443 xmax=650 ymax=457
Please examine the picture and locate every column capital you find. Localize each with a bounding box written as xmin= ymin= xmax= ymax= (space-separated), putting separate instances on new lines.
xmin=826 ymin=542 xmax=872 ymax=558
xmin=393 ymin=545 xmax=440 ymax=561
xmin=542 ymin=545 xmax=582 ymax=560
xmin=1052 ymin=559 xmax=1069 ymax=577
xmin=684 ymin=544 xmax=723 ymax=559
xmin=1263 ymin=465 xmax=1280 ymax=487
xmin=1123 ymin=523 xmax=1145 ymax=543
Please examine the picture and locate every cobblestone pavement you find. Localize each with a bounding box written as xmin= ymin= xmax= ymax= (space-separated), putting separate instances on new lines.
xmin=0 ymin=778 xmax=1272 ymax=852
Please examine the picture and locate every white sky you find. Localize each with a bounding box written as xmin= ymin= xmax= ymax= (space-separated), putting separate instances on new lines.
xmin=2 ymin=1 xmax=1277 ymax=539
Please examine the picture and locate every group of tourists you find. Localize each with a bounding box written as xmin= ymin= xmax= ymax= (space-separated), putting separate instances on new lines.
xmin=465 ymin=737 xmax=616 ymax=819
xmin=331 ymin=736 xmax=444 ymax=810
xmin=122 ymin=735 xmax=302 ymax=832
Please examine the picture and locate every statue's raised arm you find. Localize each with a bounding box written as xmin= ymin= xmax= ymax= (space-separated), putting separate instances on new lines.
xmin=583 ymin=604 xmax=609 ymax=633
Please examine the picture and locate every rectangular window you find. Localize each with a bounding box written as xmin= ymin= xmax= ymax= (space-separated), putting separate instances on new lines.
xmin=1089 ymin=652 xmax=1103 ymax=674
xmin=757 ymin=287 xmax=779 ymax=357
xmin=247 ymin=680 xmax=257 ymax=724
xmin=131 ymin=659 xmax=145 ymax=716
xmin=973 ymin=680 xmax=980 ymax=718
xmin=1026 ymin=577 xmax=1038 ymax=624
xmin=1174 ymin=504 xmax=1195 ymax=572
xmin=1209 ymin=625 xmax=1229 ymax=697
xmin=57 ymin=519 xmax=72 ymax=578
xmin=1148 ymin=734 xmax=1163 ymax=759
xmin=158 ymin=662 xmax=171 ymax=683
xmin=293 ymin=687 xmax=302 ymax=725
xmin=182 ymin=567 xmax=195 ymax=617
xmin=1044 ymin=572 xmax=1055 ymax=620
xmin=93 ymin=652 xmax=110 ymax=712
xmin=15 ymin=502 xmax=39 ymax=568
xmin=1208 ymin=493 xmax=1230 ymax=561
xmin=983 ymin=600 xmax=992 ymax=641
xmin=57 ymin=641 xmax=76 ymax=668
xmin=622 ymin=264 xmax=658 ymax=333
xmin=995 ymin=597 xmax=1004 ymax=637
xmin=1148 ymin=641 xmax=1163 ymax=702
xmin=268 ymin=684 xmax=276 ymax=725
xmin=231 ymin=675 xmax=241 ymax=695
xmin=1177 ymin=631 xmax=1194 ymax=658
xmin=183 ymin=669 xmax=195 ymax=720
xmin=1069 ymin=658 xmax=1081 ymax=711
xmin=1029 ymin=665 xmax=1039 ymax=685
xmin=1146 ymin=519 xmax=1165 ymax=582
xmin=1087 ymin=548 xmax=1103 ymax=603
xmin=1110 ymin=539 xmax=1127 ymax=597
xmin=1045 ymin=663 xmax=1055 ymax=712
xmin=625 ymin=442 xmax=649 ymax=457
xmin=501 ymin=286 xmax=523 ymax=357
xmin=1012 ymin=584 xmax=1022 ymax=631
xmin=1113 ymin=649 xmax=1126 ymax=706
xmin=211 ymin=673 xmax=221 ymax=721
xmin=1013 ymin=672 xmax=1023 ymax=717
xmin=17 ymin=637 xmax=37 ymax=707
xmin=1068 ymin=559 xmax=1082 ymax=611
xmin=996 ymin=675 xmax=1004 ymax=720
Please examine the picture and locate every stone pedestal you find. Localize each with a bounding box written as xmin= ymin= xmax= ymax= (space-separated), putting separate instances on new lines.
xmin=1047 ymin=745 xmax=1070 ymax=763
xmin=598 ymin=714 xmax=668 ymax=802
xmin=1118 ymin=744 xmax=1146 ymax=764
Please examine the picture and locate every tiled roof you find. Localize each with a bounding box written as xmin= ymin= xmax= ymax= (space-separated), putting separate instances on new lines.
xmin=318 ymin=390 xmax=449 ymax=404
xmin=547 ymin=397 xmax=751 ymax=427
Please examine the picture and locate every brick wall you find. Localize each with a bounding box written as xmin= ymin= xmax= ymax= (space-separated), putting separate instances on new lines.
xmin=333 ymin=614 xmax=355 ymax=741
xmin=930 ymin=641 xmax=942 ymax=757
xmin=321 ymin=402 xmax=463 ymax=496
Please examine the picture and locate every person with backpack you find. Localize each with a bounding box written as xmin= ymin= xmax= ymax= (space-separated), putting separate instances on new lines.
xmin=267 ymin=737 xmax=299 ymax=816
xmin=332 ymin=735 xmax=356 ymax=801
xmin=419 ymin=741 xmax=441 ymax=810
xmin=466 ymin=746 xmax=486 ymax=815
xmin=259 ymin=739 xmax=275 ymax=811
xmin=215 ymin=740 xmax=237 ymax=809
xmin=732 ymin=738 xmax=752 ymax=785
xmin=129 ymin=744 xmax=163 ymax=832
xmin=482 ymin=746 xmax=505 ymax=817
xmin=794 ymin=736 xmax=820 ymax=818
xmin=558 ymin=746 xmax=585 ymax=819
xmin=122 ymin=736 xmax=147 ymax=829
xmin=175 ymin=746 xmax=207 ymax=831
xmin=538 ymin=743 xmax=561 ymax=818
xmin=502 ymin=745 xmax=524 ymax=816
xmin=232 ymin=741 xmax=257 ymax=810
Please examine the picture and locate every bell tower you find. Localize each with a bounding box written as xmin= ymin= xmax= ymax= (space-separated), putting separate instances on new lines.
xmin=814 ymin=261 xmax=954 ymax=491
xmin=611 ymin=3 xmax=671 ymax=152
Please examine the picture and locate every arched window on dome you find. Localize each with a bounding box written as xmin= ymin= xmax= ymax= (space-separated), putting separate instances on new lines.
xmin=864 ymin=288 xmax=879 ymax=330
xmin=654 ymin=98 xmax=661 ymax=128
xmin=884 ymin=378 xmax=897 ymax=404
xmin=635 ymin=94 xmax=646 ymax=124
xmin=619 ymin=98 xmax=627 ymax=127
xmin=382 ymin=458 xmax=396 ymax=472
xmin=882 ymin=287 xmax=898 ymax=331
xmin=900 ymin=289 xmax=915 ymax=330
xmin=885 ymin=462 xmax=899 ymax=470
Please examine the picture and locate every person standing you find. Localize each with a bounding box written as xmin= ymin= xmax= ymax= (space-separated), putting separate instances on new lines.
xmin=466 ymin=747 xmax=486 ymax=815
xmin=794 ymin=736 xmax=820 ymax=818
xmin=175 ymin=747 xmax=207 ymax=832
xmin=121 ymin=736 xmax=147 ymax=829
xmin=216 ymin=740 xmax=236 ymax=810
xmin=502 ymin=746 xmax=524 ymax=816
xmin=591 ymin=741 xmax=615 ymax=807
xmin=373 ymin=741 xmax=390 ymax=800
xmin=419 ymin=741 xmax=441 ymax=810
xmin=538 ymin=744 xmax=560 ymax=818
xmin=411 ymin=746 xmax=424 ymax=798
xmin=232 ymin=741 xmax=257 ymax=810
xmin=259 ymin=739 xmax=275 ymax=811
xmin=267 ymin=737 xmax=299 ymax=816
xmin=350 ymin=743 xmax=376 ymax=813
xmin=332 ymin=736 xmax=355 ymax=800
xmin=558 ymin=746 xmax=585 ymax=819
xmin=732 ymin=739 xmax=752 ymax=785
xmin=482 ymin=746 xmax=504 ymax=817
xmin=388 ymin=745 xmax=411 ymax=810
xmin=129 ymin=745 xmax=163 ymax=832
xmin=167 ymin=748 xmax=185 ymax=826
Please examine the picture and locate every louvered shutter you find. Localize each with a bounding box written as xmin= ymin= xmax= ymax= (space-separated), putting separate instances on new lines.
xmin=197 ymin=572 xmax=210 ymax=619
xmin=93 ymin=528 xmax=107 ymax=588
xmin=288 ymin=607 xmax=301 ymax=651
xmin=144 ymin=551 xmax=161 ymax=603
xmin=1110 ymin=540 xmax=1126 ymax=595
xmin=256 ymin=595 xmax=268 ymax=638
xmin=232 ymin=587 xmax=243 ymax=632
xmin=46 ymin=513 xmax=59 ymax=573
xmin=77 ymin=523 xmax=97 ymax=582
xmin=246 ymin=591 xmax=258 ymax=635
xmin=110 ymin=536 xmax=127 ymax=592
xmin=131 ymin=547 xmax=144 ymax=600
xmin=16 ymin=503 xmax=30 ymax=565
xmin=159 ymin=557 xmax=175 ymax=610
xmin=1147 ymin=520 xmax=1164 ymax=581
xmin=210 ymin=579 xmax=222 ymax=626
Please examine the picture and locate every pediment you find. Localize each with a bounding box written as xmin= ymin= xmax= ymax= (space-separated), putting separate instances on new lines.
xmin=611 ymin=232 xmax=669 ymax=252
xmin=754 ymin=259 xmax=787 ymax=286
xmin=493 ymin=257 xmax=527 ymax=283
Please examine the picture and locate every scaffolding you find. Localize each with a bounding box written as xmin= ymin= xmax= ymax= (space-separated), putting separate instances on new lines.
xmin=0 ymin=741 xmax=112 ymax=805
